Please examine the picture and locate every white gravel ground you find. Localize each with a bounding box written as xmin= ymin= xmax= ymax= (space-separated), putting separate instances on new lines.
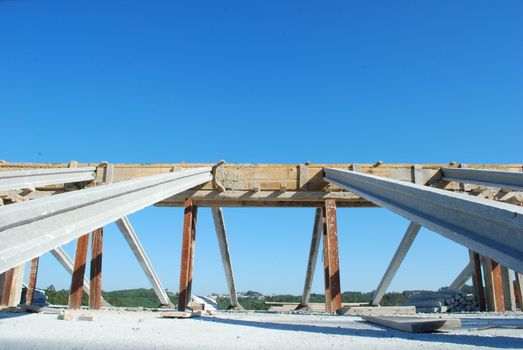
xmin=1 ymin=310 xmax=523 ymax=349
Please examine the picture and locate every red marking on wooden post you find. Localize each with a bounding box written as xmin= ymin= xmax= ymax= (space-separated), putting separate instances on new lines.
xmin=26 ymin=257 xmax=39 ymax=305
xmin=491 ymin=260 xmax=505 ymax=312
xmin=179 ymin=198 xmax=197 ymax=311
xmin=322 ymin=200 xmax=342 ymax=313
xmin=69 ymin=234 xmax=89 ymax=309
xmin=89 ymin=228 xmax=103 ymax=310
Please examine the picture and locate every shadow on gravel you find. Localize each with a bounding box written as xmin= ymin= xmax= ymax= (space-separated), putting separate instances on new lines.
xmin=198 ymin=317 xmax=523 ymax=349
xmin=0 ymin=312 xmax=32 ymax=320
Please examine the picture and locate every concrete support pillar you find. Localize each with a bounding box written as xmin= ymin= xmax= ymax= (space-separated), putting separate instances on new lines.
xmin=89 ymin=228 xmax=103 ymax=310
xmin=69 ymin=234 xmax=89 ymax=309
xmin=25 ymin=257 xmax=39 ymax=305
xmin=178 ymin=198 xmax=197 ymax=311
xmin=296 ymin=208 xmax=322 ymax=310
xmin=322 ymin=199 xmax=341 ymax=313
xmin=211 ymin=207 xmax=241 ymax=310
xmin=501 ymin=266 xmax=516 ymax=311
xmin=449 ymin=263 xmax=472 ymax=290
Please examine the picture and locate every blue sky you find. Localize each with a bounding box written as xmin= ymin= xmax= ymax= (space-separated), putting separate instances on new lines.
xmin=1 ymin=1 xmax=522 ymax=296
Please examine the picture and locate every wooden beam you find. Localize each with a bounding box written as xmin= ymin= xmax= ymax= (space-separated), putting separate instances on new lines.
xmin=25 ymin=257 xmax=39 ymax=305
xmin=491 ymin=260 xmax=505 ymax=312
xmin=469 ymin=251 xmax=486 ymax=311
xmin=515 ymin=272 xmax=523 ymax=308
xmin=0 ymin=266 xmax=23 ymax=306
xmin=3 ymin=162 xmax=521 ymax=208
xmin=89 ymin=228 xmax=103 ymax=310
xmin=178 ymin=199 xmax=197 ymax=311
xmin=322 ymin=199 xmax=342 ymax=313
xmin=68 ymin=234 xmax=89 ymax=309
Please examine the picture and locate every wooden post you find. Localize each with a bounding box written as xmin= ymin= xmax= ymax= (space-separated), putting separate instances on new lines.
xmin=491 ymin=260 xmax=505 ymax=312
xmin=482 ymin=257 xmax=505 ymax=311
xmin=322 ymin=200 xmax=342 ymax=313
xmin=89 ymin=228 xmax=103 ymax=310
xmin=515 ymin=273 xmax=523 ymax=308
xmin=25 ymin=257 xmax=40 ymax=305
xmin=178 ymin=198 xmax=197 ymax=311
xmin=68 ymin=234 xmax=89 ymax=309
xmin=469 ymin=251 xmax=486 ymax=311
xmin=1 ymin=265 xmax=25 ymax=307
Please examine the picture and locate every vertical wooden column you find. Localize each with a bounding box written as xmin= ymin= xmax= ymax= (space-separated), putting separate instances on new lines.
xmin=469 ymin=251 xmax=486 ymax=311
xmin=25 ymin=257 xmax=40 ymax=305
xmin=89 ymin=228 xmax=104 ymax=310
xmin=482 ymin=257 xmax=505 ymax=311
xmin=322 ymin=199 xmax=342 ymax=313
xmin=69 ymin=234 xmax=90 ymax=309
xmin=178 ymin=198 xmax=198 ymax=311
xmin=514 ymin=273 xmax=523 ymax=308
xmin=1 ymin=268 xmax=15 ymax=306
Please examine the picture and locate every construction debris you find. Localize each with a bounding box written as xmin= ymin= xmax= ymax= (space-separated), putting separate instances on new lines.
xmin=362 ymin=315 xmax=462 ymax=333
xmin=336 ymin=306 xmax=416 ymax=316
xmin=402 ymin=288 xmax=479 ymax=313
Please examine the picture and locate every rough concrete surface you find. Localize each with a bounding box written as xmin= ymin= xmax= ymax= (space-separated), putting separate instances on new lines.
xmin=1 ymin=310 xmax=523 ymax=349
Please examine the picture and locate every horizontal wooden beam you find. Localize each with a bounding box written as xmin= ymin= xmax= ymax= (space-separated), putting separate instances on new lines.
xmin=2 ymin=162 xmax=521 ymax=207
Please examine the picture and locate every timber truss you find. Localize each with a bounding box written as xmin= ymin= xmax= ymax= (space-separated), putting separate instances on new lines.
xmin=0 ymin=161 xmax=522 ymax=313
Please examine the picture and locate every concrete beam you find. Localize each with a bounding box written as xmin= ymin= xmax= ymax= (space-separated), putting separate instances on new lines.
xmin=324 ymin=168 xmax=523 ymax=273
xmin=370 ymin=222 xmax=421 ymax=306
xmin=297 ymin=208 xmax=323 ymax=310
xmin=116 ymin=216 xmax=172 ymax=307
xmin=211 ymin=208 xmax=241 ymax=310
xmin=449 ymin=263 xmax=473 ymax=290
xmin=0 ymin=167 xmax=96 ymax=192
xmin=441 ymin=167 xmax=523 ymax=192
xmin=0 ymin=168 xmax=212 ymax=274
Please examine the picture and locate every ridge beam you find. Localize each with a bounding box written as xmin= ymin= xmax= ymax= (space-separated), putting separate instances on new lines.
xmin=324 ymin=168 xmax=523 ymax=273
xmin=0 ymin=168 xmax=213 ymax=274
xmin=441 ymin=167 xmax=523 ymax=192
xmin=0 ymin=167 xmax=96 ymax=192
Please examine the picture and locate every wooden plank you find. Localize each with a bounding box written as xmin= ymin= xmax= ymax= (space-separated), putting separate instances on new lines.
xmin=515 ymin=272 xmax=523 ymax=308
xmin=469 ymin=251 xmax=486 ymax=311
xmin=362 ymin=316 xmax=461 ymax=333
xmin=25 ymin=257 xmax=39 ymax=305
xmin=89 ymin=228 xmax=103 ymax=310
xmin=69 ymin=234 xmax=89 ymax=309
xmin=160 ymin=311 xmax=201 ymax=319
xmin=178 ymin=199 xmax=196 ymax=311
xmin=322 ymin=199 xmax=342 ymax=313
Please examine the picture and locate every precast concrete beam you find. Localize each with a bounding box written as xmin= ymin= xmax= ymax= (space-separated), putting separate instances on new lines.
xmin=441 ymin=167 xmax=523 ymax=192
xmin=324 ymin=168 xmax=523 ymax=273
xmin=0 ymin=167 xmax=96 ymax=192
xmin=116 ymin=216 xmax=172 ymax=307
xmin=449 ymin=263 xmax=473 ymax=290
xmin=0 ymin=168 xmax=212 ymax=274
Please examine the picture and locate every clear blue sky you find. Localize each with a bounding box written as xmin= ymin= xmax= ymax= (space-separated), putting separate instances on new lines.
xmin=1 ymin=1 xmax=522 ymax=296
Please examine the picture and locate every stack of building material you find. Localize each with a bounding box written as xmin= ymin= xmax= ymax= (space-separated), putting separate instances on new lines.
xmin=402 ymin=288 xmax=479 ymax=313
